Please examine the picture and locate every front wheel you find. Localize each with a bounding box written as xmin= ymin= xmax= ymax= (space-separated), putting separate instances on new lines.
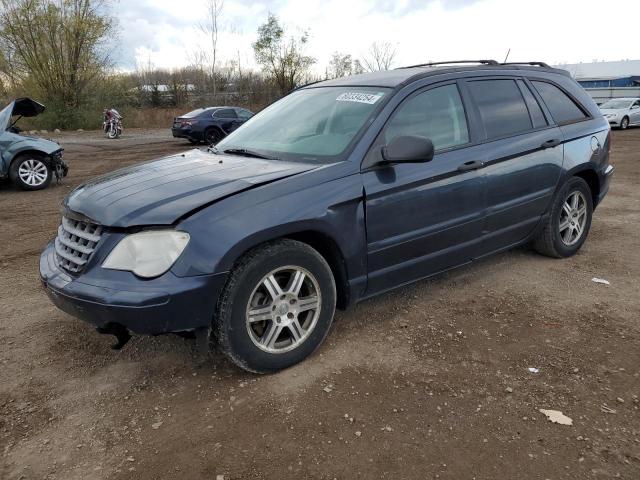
xmin=212 ymin=239 xmax=336 ymax=373
xmin=9 ymin=154 xmax=52 ymax=190
xmin=532 ymin=177 xmax=593 ymax=258
xmin=107 ymin=125 xmax=119 ymax=139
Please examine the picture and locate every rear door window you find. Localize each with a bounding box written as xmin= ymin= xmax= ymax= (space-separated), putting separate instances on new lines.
xmin=531 ymin=81 xmax=588 ymax=125
xmin=214 ymin=108 xmax=237 ymax=119
xmin=384 ymin=83 xmax=469 ymax=151
xmin=467 ymin=79 xmax=532 ymax=140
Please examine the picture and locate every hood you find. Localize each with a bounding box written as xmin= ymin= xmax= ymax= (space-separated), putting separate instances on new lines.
xmin=0 ymin=98 xmax=46 ymax=131
xmin=9 ymin=135 xmax=61 ymax=154
xmin=12 ymin=98 xmax=46 ymax=117
xmin=64 ymin=149 xmax=317 ymax=227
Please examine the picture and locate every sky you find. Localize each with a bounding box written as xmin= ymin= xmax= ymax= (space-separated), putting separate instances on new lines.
xmin=113 ymin=0 xmax=640 ymax=73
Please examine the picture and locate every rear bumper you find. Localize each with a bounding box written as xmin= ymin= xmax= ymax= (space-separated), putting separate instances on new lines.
xmin=40 ymin=242 xmax=227 ymax=335
xmin=171 ymin=128 xmax=201 ymax=141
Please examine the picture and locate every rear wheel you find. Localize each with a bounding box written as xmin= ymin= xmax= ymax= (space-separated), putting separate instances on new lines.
xmin=212 ymin=239 xmax=336 ymax=373
xmin=620 ymin=116 xmax=630 ymax=130
xmin=205 ymin=128 xmax=223 ymax=145
xmin=532 ymin=177 xmax=593 ymax=258
xmin=9 ymin=154 xmax=52 ymax=190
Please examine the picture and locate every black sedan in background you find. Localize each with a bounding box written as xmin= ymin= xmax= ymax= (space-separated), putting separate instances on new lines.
xmin=171 ymin=106 xmax=254 ymax=144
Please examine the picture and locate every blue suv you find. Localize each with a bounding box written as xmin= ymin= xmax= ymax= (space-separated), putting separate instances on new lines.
xmin=171 ymin=106 xmax=254 ymax=144
xmin=41 ymin=60 xmax=613 ymax=372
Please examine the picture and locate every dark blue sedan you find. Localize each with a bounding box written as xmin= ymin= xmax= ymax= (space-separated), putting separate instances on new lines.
xmin=171 ymin=106 xmax=254 ymax=144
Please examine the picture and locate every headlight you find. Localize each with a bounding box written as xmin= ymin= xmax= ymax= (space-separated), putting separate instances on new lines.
xmin=102 ymin=230 xmax=190 ymax=278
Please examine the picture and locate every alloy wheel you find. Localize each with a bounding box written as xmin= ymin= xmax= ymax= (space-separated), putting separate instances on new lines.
xmin=245 ymin=266 xmax=321 ymax=354
xmin=559 ymin=191 xmax=587 ymax=246
xmin=17 ymin=159 xmax=48 ymax=187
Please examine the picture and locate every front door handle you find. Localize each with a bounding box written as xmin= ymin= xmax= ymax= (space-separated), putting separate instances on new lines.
xmin=541 ymin=139 xmax=562 ymax=149
xmin=457 ymin=160 xmax=485 ymax=172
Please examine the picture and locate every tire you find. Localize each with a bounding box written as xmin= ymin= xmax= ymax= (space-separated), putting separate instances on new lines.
xmin=532 ymin=177 xmax=593 ymax=258
xmin=107 ymin=126 xmax=118 ymax=139
xmin=205 ymin=128 xmax=223 ymax=145
xmin=9 ymin=154 xmax=52 ymax=191
xmin=213 ymin=239 xmax=337 ymax=373
xmin=620 ymin=116 xmax=629 ymax=130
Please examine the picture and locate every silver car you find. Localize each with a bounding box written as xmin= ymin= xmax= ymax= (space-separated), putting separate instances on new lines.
xmin=599 ymin=97 xmax=640 ymax=129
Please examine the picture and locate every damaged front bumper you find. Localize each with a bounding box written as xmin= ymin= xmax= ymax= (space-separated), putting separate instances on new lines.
xmin=39 ymin=241 xmax=227 ymax=347
xmin=50 ymin=149 xmax=68 ymax=181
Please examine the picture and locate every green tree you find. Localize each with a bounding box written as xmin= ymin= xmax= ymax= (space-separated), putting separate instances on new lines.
xmin=0 ymin=0 xmax=116 ymax=127
xmin=326 ymin=52 xmax=365 ymax=79
xmin=253 ymin=13 xmax=315 ymax=95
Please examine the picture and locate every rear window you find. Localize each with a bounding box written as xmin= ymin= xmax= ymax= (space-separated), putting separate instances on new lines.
xmin=468 ymin=79 xmax=532 ymax=140
xmin=531 ymin=81 xmax=588 ymax=125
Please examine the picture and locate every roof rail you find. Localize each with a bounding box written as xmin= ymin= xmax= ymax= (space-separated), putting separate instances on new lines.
xmin=397 ymin=59 xmax=499 ymax=69
xmin=501 ymin=61 xmax=551 ymax=68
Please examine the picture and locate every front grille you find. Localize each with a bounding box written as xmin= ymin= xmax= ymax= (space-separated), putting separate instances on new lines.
xmin=54 ymin=216 xmax=103 ymax=273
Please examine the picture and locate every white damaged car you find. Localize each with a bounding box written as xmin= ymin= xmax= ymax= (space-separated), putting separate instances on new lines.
xmin=599 ymin=97 xmax=640 ymax=130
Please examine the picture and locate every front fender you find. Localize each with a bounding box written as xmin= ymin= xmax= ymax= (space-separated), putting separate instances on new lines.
xmin=172 ymin=172 xmax=366 ymax=287
xmin=2 ymin=134 xmax=61 ymax=168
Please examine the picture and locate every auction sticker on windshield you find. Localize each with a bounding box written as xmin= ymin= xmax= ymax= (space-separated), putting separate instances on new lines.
xmin=336 ymin=92 xmax=383 ymax=105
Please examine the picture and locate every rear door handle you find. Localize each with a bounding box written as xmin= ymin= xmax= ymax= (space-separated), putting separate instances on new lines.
xmin=541 ymin=139 xmax=562 ymax=149
xmin=457 ymin=160 xmax=485 ymax=172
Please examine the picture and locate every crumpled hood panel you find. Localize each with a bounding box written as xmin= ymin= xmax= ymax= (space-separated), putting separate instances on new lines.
xmin=64 ymin=149 xmax=317 ymax=227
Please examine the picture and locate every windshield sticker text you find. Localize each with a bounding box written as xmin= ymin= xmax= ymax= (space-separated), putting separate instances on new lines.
xmin=336 ymin=92 xmax=383 ymax=105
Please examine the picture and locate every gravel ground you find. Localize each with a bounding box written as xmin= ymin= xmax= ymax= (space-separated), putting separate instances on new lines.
xmin=0 ymin=128 xmax=639 ymax=480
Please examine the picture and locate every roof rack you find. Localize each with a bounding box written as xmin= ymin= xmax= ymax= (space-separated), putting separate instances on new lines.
xmin=398 ymin=59 xmax=499 ymax=69
xmin=501 ymin=61 xmax=551 ymax=68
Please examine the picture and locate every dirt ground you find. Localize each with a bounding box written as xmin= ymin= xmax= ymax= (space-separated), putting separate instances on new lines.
xmin=1 ymin=128 xmax=639 ymax=480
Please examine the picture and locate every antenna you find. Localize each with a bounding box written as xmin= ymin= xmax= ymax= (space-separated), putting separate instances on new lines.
xmin=504 ymin=48 xmax=511 ymax=63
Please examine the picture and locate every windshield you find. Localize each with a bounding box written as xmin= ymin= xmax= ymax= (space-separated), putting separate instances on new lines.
xmin=600 ymin=99 xmax=633 ymax=109
xmin=0 ymin=102 xmax=13 ymax=131
xmin=216 ymin=86 xmax=391 ymax=163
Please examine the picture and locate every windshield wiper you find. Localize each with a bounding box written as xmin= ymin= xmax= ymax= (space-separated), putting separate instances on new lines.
xmin=222 ymin=148 xmax=279 ymax=161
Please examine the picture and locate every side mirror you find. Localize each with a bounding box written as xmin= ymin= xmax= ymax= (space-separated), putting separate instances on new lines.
xmin=381 ymin=135 xmax=434 ymax=164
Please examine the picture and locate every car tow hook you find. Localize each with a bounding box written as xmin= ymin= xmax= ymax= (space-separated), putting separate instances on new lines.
xmin=96 ymin=323 xmax=132 ymax=350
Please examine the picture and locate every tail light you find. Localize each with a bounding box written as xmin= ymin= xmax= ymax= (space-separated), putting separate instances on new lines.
xmin=181 ymin=120 xmax=198 ymax=127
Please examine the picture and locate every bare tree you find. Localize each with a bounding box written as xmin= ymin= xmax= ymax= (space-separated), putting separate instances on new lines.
xmin=253 ymin=13 xmax=315 ymax=95
xmin=199 ymin=0 xmax=224 ymax=97
xmin=361 ymin=41 xmax=397 ymax=72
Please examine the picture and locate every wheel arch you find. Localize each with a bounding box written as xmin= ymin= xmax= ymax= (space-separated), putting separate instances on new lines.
xmin=571 ymin=167 xmax=600 ymax=207
xmin=9 ymin=149 xmax=50 ymax=168
xmin=204 ymin=124 xmax=225 ymax=139
xmin=223 ymin=228 xmax=351 ymax=311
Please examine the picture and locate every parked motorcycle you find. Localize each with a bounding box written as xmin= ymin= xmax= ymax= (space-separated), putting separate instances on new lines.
xmin=103 ymin=108 xmax=123 ymax=139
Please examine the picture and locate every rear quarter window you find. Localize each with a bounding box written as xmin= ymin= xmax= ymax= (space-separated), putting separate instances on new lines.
xmin=531 ymin=81 xmax=588 ymax=125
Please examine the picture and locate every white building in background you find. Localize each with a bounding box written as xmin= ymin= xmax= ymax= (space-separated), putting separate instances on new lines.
xmin=556 ymin=60 xmax=640 ymax=104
